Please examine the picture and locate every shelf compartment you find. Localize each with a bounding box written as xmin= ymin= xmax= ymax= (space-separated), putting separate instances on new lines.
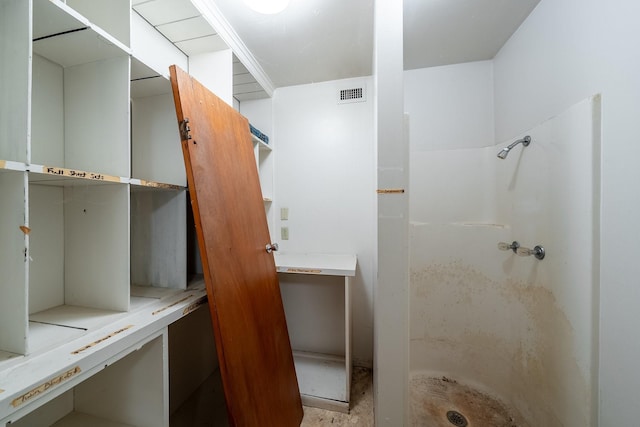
xmin=31 ymin=51 xmax=130 ymax=178
xmin=168 ymin=305 xmax=217 ymax=416
xmin=169 ymin=367 xmax=229 ymax=426
xmin=30 ymin=305 xmax=130 ymax=331
xmin=0 ymin=170 xmax=28 ymax=356
xmin=251 ymin=133 xmax=272 ymax=151
xmin=25 ymin=293 xmax=163 ymax=356
xmin=0 ymin=286 xmax=207 ymax=424
xmin=33 ymin=0 xmax=130 ymax=68
xmin=251 ymin=134 xmax=273 ymax=236
xmin=131 ymin=285 xmax=177 ymax=300
xmin=64 ymin=0 xmax=131 ymax=48
xmin=27 ymin=176 xmax=130 ymax=355
xmin=130 ymin=185 xmax=187 ymax=290
xmin=31 ymin=0 xmax=130 ymax=178
xmin=257 ymin=142 xmax=273 ymax=201
xmin=27 ymin=304 xmax=143 ymax=355
xmin=279 ymin=273 xmax=346 ymax=354
xmin=130 ymin=75 xmax=172 ymax=99
xmin=10 ymin=332 xmax=167 ymax=427
xmin=131 ymin=59 xmax=186 ymax=187
xmin=131 ymin=59 xmax=171 ymax=99
xmin=294 ymin=351 xmax=349 ymax=412
xmin=0 ymin=0 xmax=30 ymax=164
xmin=276 ymin=253 xmax=356 ymax=413
xmin=28 ymin=319 xmax=88 ymax=356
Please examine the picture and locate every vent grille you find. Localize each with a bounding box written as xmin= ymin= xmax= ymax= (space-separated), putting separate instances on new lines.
xmin=338 ymin=86 xmax=366 ymax=104
xmin=340 ymin=88 xmax=362 ymax=101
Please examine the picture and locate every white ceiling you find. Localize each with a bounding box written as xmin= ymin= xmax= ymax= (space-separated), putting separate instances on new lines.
xmin=404 ymin=0 xmax=542 ymax=70
xmin=134 ymin=0 xmax=541 ymax=100
xmin=210 ymin=0 xmax=375 ymax=89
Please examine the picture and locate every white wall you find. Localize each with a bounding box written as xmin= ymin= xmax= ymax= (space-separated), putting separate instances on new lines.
xmin=493 ymin=0 xmax=640 ymax=425
xmin=189 ymin=50 xmax=233 ymax=105
xmin=374 ymin=0 xmax=409 ymax=423
xmin=405 ymin=62 xmax=495 ymax=225
xmin=406 ymin=61 xmax=495 ymax=152
xmin=240 ymin=98 xmax=272 ymax=137
xmin=272 ymin=77 xmax=376 ymax=365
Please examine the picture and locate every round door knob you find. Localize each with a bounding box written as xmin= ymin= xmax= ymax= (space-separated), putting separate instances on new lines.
xmin=266 ymin=243 xmax=279 ymax=253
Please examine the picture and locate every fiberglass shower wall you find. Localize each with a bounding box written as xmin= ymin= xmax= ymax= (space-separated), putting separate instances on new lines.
xmin=406 ymin=61 xmax=599 ymax=427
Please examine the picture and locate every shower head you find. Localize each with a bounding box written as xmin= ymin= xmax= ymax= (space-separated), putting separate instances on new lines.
xmin=496 ymin=135 xmax=531 ymax=159
xmin=497 ymin=148 xmax=510 ymax=159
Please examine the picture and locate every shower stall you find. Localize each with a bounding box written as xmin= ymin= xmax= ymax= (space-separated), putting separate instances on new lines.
xmin=406 ymin=81 xmax=600 ymax=427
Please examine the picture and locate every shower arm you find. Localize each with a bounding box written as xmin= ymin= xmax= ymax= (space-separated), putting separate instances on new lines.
xmin=505 ymin=136 xmax=531 ymax=151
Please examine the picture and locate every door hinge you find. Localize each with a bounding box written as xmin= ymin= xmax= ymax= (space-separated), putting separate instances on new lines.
xmin=179 ymin=118 xmax=192 ymax=141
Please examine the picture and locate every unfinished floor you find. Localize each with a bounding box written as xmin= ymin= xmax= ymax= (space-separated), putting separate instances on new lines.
xmin=171 ymin=366 xmax=374 ymax=426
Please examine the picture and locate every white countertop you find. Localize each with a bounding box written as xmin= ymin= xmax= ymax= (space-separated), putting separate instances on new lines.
xmin=275 ymin=253 xmax=357 ymax=277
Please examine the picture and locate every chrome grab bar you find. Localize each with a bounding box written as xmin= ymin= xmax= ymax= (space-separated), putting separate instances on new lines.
xmin=498 ymin=241 xmax=545 ymax=260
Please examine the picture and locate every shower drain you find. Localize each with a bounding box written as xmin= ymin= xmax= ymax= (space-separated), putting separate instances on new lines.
xmin=446 ymin=410 xmax=468 ymax=427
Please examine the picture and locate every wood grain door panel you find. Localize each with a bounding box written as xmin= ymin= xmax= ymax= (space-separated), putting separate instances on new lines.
xmin=170 ymin=65 xmax=302 ymax=427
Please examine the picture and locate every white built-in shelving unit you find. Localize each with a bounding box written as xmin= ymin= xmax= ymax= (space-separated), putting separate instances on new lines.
xmin=252 ymin=134 xmax=275 ymax=237
xmin=275 ymin=253 xmax=357 ymax=413
xmin=0 ymin=0 xmax=247 ymax=425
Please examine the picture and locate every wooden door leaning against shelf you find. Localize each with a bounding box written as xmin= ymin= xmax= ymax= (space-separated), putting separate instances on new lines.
xmin=170 ymin=65 xmax=303 ymax=427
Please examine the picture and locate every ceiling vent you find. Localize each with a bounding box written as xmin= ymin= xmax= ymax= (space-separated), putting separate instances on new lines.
xmin=338 ymin=86 xmax=366 ymax=104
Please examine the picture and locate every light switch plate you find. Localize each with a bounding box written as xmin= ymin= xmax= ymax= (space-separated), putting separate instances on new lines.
xmin=280 ymin=207 xmax=289 ymax=220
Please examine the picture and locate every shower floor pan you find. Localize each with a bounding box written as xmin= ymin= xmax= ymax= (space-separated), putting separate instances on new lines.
xmin=410 ymin=374 xmax=530 ymax=427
